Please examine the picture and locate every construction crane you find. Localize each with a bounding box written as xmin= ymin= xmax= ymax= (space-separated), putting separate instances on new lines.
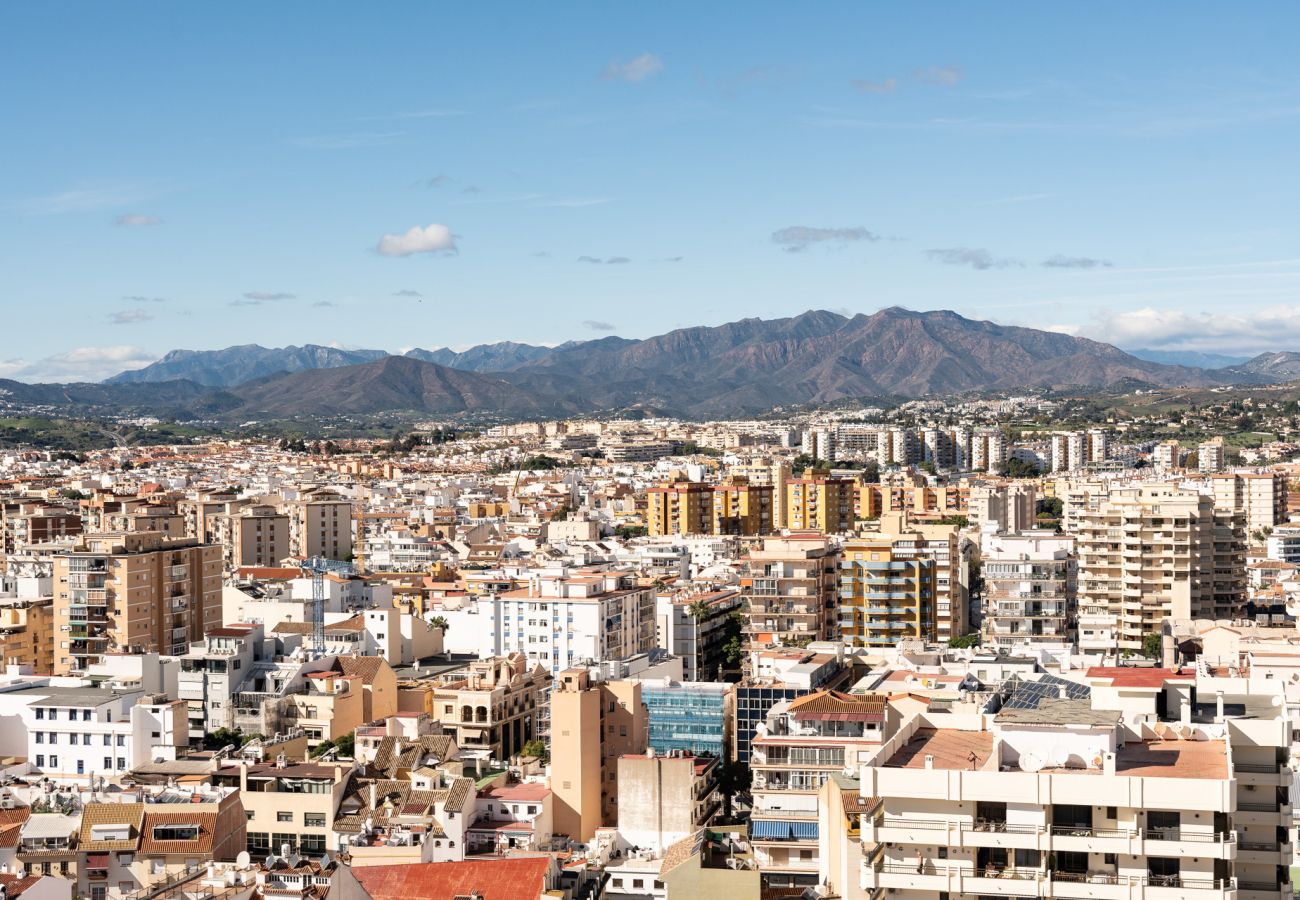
xmin=300 ymin=556 xmax=355 ymax=656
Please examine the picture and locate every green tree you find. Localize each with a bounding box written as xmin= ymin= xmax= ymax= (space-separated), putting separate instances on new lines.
xmin=715 ymin=760 xmax=752 ymax=821
xmin=429 ymin=615 xmax=450 ymax=635
xmin=614 ymin=524 xmax=649 ymax=539
xmin=1142 ymin=632 xmax=1163 ymax=660
xmin=521 ymin=739 xmax=549 ymax=763
xmin=334 ymin=733 xmax=355 ymax=758
xmin=205 ymin=726 xmax=244 ymax=750
xmin=948 ymin=633 xmax=981 ymax=649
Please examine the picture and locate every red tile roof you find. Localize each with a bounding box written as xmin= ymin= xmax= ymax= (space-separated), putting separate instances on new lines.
xmin=354 ymin=858 xmax=553 ymax=900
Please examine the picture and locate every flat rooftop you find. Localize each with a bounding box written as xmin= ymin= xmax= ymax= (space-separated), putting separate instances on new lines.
xmin=886 ymin=728 xmax=995 ymax=771
xmin=1114 ymin=739 xmax=1228 ymax=780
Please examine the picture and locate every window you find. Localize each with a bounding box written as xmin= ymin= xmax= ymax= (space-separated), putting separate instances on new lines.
xmin=35 ymin=733 xmax=43 ymax=744
xmin=152 ymin=825 xmax=200 ymax=842
xmin=103 ymin=735 xmax=111 ymax=746
xmin=277 ymin=812 xmax=293 ymax=823
xmin=247 ymin=833 xmax=270 ymax=855
xmin=117 ymin=735 xmax=125 ymax=746
xmin=35 ymin=755 xmax=44 ymax=768
xmin=49 ymin=756 xmax=57 ymax=768
xmin=117 ymin=758 xmax=125 ymax=770
xmin=105 ymin=757 xmax=112 ymax=770
xmin=300 ymin=835 xmax=326 ymax=854
xmin=304 ymin=814 xmax=326 ymax=828
xmin=35 ymin=708 xmax=43 ymax=720
xmin=83 ymin=710 xmax=92 ymax=721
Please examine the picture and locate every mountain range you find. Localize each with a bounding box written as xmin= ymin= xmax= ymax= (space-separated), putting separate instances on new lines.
xmin=5 ymin=307 xmax=1296 ymax=421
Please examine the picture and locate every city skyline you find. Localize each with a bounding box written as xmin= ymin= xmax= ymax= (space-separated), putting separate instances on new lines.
xmin=5 ymin=3 xmax=1300 ymax=380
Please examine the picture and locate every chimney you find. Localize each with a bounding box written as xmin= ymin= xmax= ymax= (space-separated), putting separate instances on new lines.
xmin=924 ymin=754 xmax=935 ymax=770
xmin=369 ymin=782 xmax=377 ymax=810
xmin=1058 ymin=684 xmax=1068 ymax=700
xmin=1180 ymin=697 xmax=1191 ymax=726
xmin=1102 ymin=751 xmax=1116 ymax=776
xmin=1215 ymin=690 xmax=1225 ymax=723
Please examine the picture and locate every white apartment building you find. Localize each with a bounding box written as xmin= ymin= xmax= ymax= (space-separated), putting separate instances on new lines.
xmin=852 ymin=667 xmax=1293 ymax=900
xmin=1265 ymin=527 xmax=1300 ymax=565
xmin=1076 ymin=484 xmax=1245 ymax=655
xmin=981 ymin=531 xmax=1077 ymax=649
xmin=476 ymin=568 xmax=656 ymax=673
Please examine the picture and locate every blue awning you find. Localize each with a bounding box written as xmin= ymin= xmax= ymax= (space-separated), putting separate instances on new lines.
xmin=750 ymin=820 xmax=818 ymax=840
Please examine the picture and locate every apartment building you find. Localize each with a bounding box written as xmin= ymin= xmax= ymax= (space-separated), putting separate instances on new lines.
xmin=853 ymin=667 xmax=1292 ymax=900
xmin=742 ymin=534 xmax=841 ymax=650
xmin=1076 ymin=484 xmax=1246 ymax=655
xmin=1208 ymin=472 xmax=1289 ymax=542
xmin=476 ymin=569 xmax=656 ymax=674
xmin=428 ymin=653 xmax=551 ymax=762
xmin=970 ymin=427 xmax=1007 ymax=472
xmin=1201 ymin=437 xmax=1226 ymax=473
xmin=0 ymin=504 xmax=82 ymax=555
xmin=211 ymin=758 xmax=351 ymax=857
xmin=970 ymin=482 xmax=1038 ymax=533
xmin=655 ymin=587 xmax=742 ymax=681
xmin=550 ymin=668 xmax=647 ymax=841
xmin=52 ymin=532 xmax=222 ymax=674
xmin=1049 ymin=429 xmax=1110 ymax=472
xmin=858 ymin=511 xmax=971 ymax=643
xmin=0 ymin=573 xmax=54 ymax=673
xmin=710 ymin=477 xmax=773 ymax=535
xmin=734 ymin=647 xmax=857 ymax=763
xmin=838 ymin=537 xmax=936 ymax=649
xmin=230 ymin=505 xmax=290 ymax=569
xmin=618 ymin=752 xmax=720 ymax=854
xmin=728 ymin=457 xmax=792 ymax=530
xmin=750 ymin=691 xmax=888 ymax=891
xmin=784 ymin=472 xmax=856 ymax=533
xmin=643 ymin=679 xmax=732 ymax=757
xmin=290 ymin=496 xmax=353 ymax=561
xmin=646 ymin=481 xmax=712 ymax=536
xmin=981 ymin=531 xmax=1078 ymax=650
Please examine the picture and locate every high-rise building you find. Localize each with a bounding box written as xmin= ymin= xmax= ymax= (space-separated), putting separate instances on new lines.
xmin=642 ymin=679 xmax=732 ymax=757
xmin=646 ymin=481 xmax=713 ymax=536
xmin=231 ymin=504 xmax=291 ymax=569
xmin=711 ymin=477 xmax=774 ymax=535
xmin=784 ymin=472 xmax=856 ymax=533
xmin=550 ymin=669 xmax=647 ymax=841
xmin=1208 ymin=472 xmax=1288 ymax=543
xmin=1076 ymin=484 xmax=1245 ymax=655
xmin=290 ymin=496 xmax=352 ymax=561
xmin=969 ymin=483 xmax=1037 ymax=533
xmin=742 ymin=535 xmax=841 ymax=650
xmin=858 ymin=512 xmax=971 ymax=643
xmin=838 ymin=537 xmax=936 ymax=648
xmin=728 ymin=457 xmax=792 ymax=531
xmin=1199 ymin=437 xmax=1225 ymax=472
xmin=980 ymin=532 xmax=1077 ymax=649
xmin=52 ymin=532 xmax=222 ymax=674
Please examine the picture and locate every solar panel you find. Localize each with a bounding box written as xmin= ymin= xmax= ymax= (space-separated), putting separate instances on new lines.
xmin=1000 ymin=673 xmax=1090 ymax=710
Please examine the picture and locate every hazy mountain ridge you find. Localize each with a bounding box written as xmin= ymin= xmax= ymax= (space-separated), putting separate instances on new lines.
xmin=13 ymin=308 xmax=1283 ymax=420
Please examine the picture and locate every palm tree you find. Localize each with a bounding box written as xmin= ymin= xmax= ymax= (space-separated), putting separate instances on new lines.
xmin=429 ymin=615 xmax=450 ymax=634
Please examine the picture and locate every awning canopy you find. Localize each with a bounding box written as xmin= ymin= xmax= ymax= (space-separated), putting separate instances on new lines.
xmin=749 ymin=820 xmax=818 ymax=840
xmin=86 ymin=852 xmax=110 ymax=868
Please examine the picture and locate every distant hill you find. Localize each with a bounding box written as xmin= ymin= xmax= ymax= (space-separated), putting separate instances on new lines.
xmin=14 ymin=307 xmax=1257 ymax=421
xmin=1128 ymin=348 xmax=1251 ymax=369
xmin=1217 ymin=351 xmax=1300 ymax=383
xmin=105 ymin=344 xmax=388 ymax=387
xmin=496 ymin=307 xmax=1223 ymax=416
xmin=217 ymin=355 xmax=573 ymax=418
xmin=403 ymin=342 xmax=554 ymax=372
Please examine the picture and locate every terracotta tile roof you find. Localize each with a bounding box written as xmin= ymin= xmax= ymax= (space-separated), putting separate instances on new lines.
xmin=0 ymin=824 xmax=24 ymax=849
xmin=138 ymin=810 xmax=216 ymax=855
xmin=787 ymin=690 xmax=886 ymax=721
xmin=0 ymin=808 xmax=31 ymax=827
xmin=886 ymin=728 xmax=995 ymax=771
xmin=78 ymin=803 xmax=144 ymax=851
xmin=659 ymin=830 xmax=702 ymax=877
xmin=354 ymin=857 xmax=553 ymax=900
xmin=337 ymin=655 xmax=388 ymax=684
xmin=0 ymin=873 xmax=45 ymax=898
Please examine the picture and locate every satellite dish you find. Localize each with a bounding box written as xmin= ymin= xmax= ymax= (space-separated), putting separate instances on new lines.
xmin=1019 ymin=752 xmax=1044 ymax=773
xmin=1049 ymin=746 xmax=1071 ymax=769
xmin=236 ymin=851 xmax=250 ymax=868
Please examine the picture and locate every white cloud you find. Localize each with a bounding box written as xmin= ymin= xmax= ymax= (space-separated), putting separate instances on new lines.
xmin=1089 ymin=305 xmax=1300 ymax=354
xmin=376 ymin=224 xmax=458 ymax=258
xmin=0 ymin=346 xmax=157 ymax=383
xmin=925 ymin=246 xmax=1024 ymax=270
xmin=915 ymin=65 xmax=963 ymax=86
xmin=114 ymin=213 xmax=162 ymax=227
xmin=602 ymin=53 xmax=663 ymax=83
xmin=772 ymin=226 xmax=881 ymax=253
xmin=851 ymin=78 xmax=897 ymax=94
xmin=109 ymin=309 xmax=154 ymax=325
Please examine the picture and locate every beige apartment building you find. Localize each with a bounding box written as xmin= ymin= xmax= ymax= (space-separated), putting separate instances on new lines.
xmin=1076 ymin=484 xmax=1245 ymax=656
xmin=550 ymin=669 xmax=647 ymax=841
xmin=1208 ymin=472 xmax=1288 ymax=543
xmin=52 ymin=532 xmax=222 ymax=674
xmin=428 ymin=653 xmax=552 ymax=762
xmin=229 ymin=504 xmax=291 ymax=568
xmin=981 ymin=531 xmax=1077 ymax=650
xmin=291 ymin=496 xmax=353 ymax=560
xmin=838 ymin=538 xmax=937 ymax=649
xmin=743 ymin=534 xmax=841 ymax=650
xmin=0 ymin=595 xmax=54 ymax=673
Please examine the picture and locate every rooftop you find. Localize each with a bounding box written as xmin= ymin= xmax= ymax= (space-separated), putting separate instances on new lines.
xmin=886 ymin=728 xmax=994 ymax=770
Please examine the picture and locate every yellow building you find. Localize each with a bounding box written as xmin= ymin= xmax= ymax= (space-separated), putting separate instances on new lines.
xmin=839 ymin=537 xmax=937 ymax=648
xmin=711 ymin=478 xmax=773 ymax=535
xmin=784 ymin=472 xmax=857 ymax=533
xmin=550 ymin=669 xmax=647 ymax=841
xmin=0 ymin=596 xmax=54 ymax=673
xmin=646 ymin=482 xmax=713 ymax=536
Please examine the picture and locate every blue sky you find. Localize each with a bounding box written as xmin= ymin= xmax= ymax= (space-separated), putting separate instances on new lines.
xmin=4 ymin=2 xmax=1300 ymax=380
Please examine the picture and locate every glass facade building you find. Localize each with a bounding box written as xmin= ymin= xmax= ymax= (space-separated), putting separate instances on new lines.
xmin=643 ymin=681 xmax=730 ymax=757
